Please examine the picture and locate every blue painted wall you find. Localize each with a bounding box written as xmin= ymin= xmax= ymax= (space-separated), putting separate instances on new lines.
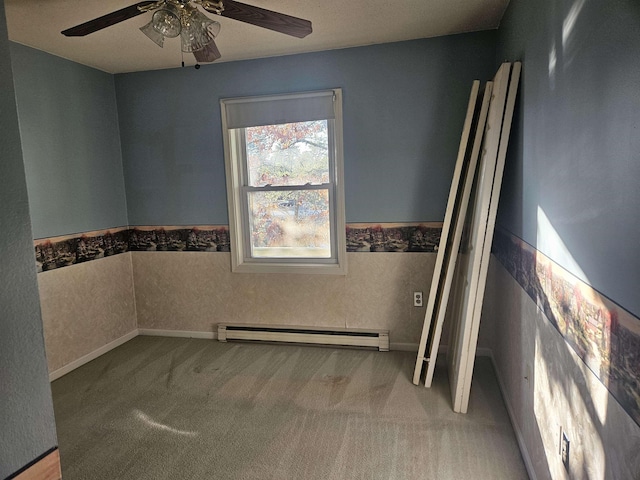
xmin=115 ymin=33 xmax=497 ymax=226
xmin=10 ymin=43 xmax=128 ymax=239
xmin=0 ymin=3 xmax=58 ymax=477
xmin=496 ymin=0 xmax=640 ymax=317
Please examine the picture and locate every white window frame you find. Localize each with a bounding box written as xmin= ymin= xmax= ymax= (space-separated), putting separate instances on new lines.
xmin=221 ymin=89 xmax=347 ymax=275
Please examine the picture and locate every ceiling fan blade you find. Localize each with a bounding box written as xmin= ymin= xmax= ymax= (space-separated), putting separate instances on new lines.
xmin=213 ymin=0 xmax=312 ymax=38
xmin=194 ymin=41 xmax=222 ymax=63
xmin=61 ymin=1 xmax=158 ymax=37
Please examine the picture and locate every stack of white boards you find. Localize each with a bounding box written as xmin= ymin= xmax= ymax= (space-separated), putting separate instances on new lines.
xmin=412 ymin=62 xmax=522 ymax=414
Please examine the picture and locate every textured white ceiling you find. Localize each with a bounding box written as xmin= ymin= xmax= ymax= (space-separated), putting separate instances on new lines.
xmin=5 ymin=0 xmax=509 ymax=73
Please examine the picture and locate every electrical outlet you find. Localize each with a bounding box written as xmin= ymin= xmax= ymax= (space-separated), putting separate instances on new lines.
xmin=413 ymin=291 xmax=423 ymax=307
xmin=560 ymin=429 xmax=570 ymax=471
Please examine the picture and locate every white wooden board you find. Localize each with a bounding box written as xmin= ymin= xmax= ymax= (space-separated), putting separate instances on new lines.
xmin=446 ymin=62 xmax=512 ymax=413
xmin=421 ymin=81 xmax=494 ymax=388
xmin=412 ymin=80 xmax=480 ymax=385
xmin=453 ymin=62 xmax=522 ymax=413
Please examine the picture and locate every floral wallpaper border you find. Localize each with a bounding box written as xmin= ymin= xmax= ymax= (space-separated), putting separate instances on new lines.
xmin=492 ymin=227 xmax=640 ymax=427
xmin=34 ymin=222 xmax=444 ymax=273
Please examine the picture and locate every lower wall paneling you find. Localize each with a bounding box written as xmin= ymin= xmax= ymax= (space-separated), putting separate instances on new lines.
xmin=35 ymin=223 xmax=499 ymax=377
xmin=131 ymin=251 xmax=437 ymax=346
xmin=38 ymin=253 xmax=137 ymax=373
xmin=484 ymin=248 xmax=640 ymax=479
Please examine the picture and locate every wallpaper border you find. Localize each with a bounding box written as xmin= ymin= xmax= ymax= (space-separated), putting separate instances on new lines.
xmin=34 ymin=222 xmax=443 ymax=272
xmin=35 ymin=226 xmax=130 ymax=273
xmin=492 ymin=227 xmax=640 ymax=428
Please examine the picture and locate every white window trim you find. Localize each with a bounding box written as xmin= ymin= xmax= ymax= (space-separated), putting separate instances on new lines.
xmin=221 ymin=89 xmax=347 ymax=275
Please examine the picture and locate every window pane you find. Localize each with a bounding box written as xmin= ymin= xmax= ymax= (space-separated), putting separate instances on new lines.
xmin=245 ymin=121 xmax=329 ymax=187
xmin=248 ymin=189 xmax=331 ymax=258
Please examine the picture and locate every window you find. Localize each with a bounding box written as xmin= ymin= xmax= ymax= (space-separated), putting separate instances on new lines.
xmin=221 ymin=89 xmax=346 ymax=274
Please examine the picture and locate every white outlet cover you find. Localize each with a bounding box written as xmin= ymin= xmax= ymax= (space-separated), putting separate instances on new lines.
xmin=414 ymin=292 xmax=423 ymax=306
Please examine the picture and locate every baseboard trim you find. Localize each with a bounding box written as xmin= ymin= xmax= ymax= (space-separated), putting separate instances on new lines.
xmin=138 ymin=328 xmax=217 ymax=339
xmin=47 ymin=329 xmax=494 ymax=380
xmin=137 ymin=333 xmax=414 ymax=352
xmin=49 ymin=330 xmax=138 ymax=382
xmin=487 ymin=351 xmax=537 ymax=480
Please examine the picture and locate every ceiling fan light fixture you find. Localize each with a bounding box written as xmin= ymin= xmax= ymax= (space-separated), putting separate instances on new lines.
xmin=140 ymin=20 xmax=165 ymax=48
xmin=61 ymin=0 xmax=312 ymax=66
xmin=180 ymin=27 xmax=208 ymax=53
xmin=180 ymin=8 xmax=220 ymax=53
xmin=204 ymin=19 xmax=221 ymax=39
xmin=152 ymin=4 xmax=182 ymax=38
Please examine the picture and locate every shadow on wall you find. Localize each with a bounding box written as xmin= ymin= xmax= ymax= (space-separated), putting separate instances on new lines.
xmin=491 ymin=0 xmax=640 ymax=475
xmin=491 ymin=217 xmax=640 ymax=479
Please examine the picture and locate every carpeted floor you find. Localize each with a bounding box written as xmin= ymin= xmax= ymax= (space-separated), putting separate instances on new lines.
xmin=51 ymin=336 xmax=528 ymax=479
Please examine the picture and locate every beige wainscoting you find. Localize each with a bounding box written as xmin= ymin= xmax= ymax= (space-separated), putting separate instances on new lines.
xmin=131 ymin=252 xmax=438 ymax=347
xmin=483 ymin=257 xmax=640 ymax=479
xmin=38 ymin=253 xmax=137 ymax=374
xmin=38 ymin=249 xmax=498 ymax=378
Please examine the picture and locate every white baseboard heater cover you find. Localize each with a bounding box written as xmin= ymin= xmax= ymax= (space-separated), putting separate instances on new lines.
xmin=217 ymin=324 xmax=389 ymax=351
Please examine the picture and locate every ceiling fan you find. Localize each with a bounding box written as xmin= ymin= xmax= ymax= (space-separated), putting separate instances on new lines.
xmin=61 ymin=0 xmax=312 ymax=64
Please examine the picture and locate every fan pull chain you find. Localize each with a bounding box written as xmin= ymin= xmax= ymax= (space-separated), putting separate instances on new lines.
xmin=180 ymin=49 xmax=200 ymax=69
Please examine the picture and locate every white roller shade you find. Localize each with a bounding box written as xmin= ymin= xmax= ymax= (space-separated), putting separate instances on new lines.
xmin=223 ymin=90 xmax=336 ymax=129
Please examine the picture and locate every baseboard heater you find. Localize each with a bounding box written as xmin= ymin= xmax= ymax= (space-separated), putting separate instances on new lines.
xmin=217 ymin=324 xmax=389 ymax=351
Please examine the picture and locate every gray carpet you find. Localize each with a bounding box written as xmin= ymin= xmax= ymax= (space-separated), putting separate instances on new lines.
xmin=51 ymin=336 xmax=529 ymax=479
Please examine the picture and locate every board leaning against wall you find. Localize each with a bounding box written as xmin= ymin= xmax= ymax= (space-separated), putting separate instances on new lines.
xmin=414 ymin=62 xmax=522 ymax=414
